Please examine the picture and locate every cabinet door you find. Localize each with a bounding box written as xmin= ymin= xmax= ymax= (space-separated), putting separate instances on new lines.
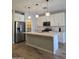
xmin=47 ymin=15 xmax=57 ymax=26
xmin=54 ymin=12 xmax=65 ymax=26
xmin=15 ymin=13 xmax=24 ymax=22
xmin=37 ymin=16 xmax=45 ymax=26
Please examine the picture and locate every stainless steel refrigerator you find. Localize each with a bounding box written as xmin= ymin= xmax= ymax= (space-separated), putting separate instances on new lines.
xmin=14 ymin=21 xmax=25 ymax=43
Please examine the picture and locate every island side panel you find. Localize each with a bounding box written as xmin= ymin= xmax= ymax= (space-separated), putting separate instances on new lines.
xmin=26 ymin=34 xmax=53 ymax=52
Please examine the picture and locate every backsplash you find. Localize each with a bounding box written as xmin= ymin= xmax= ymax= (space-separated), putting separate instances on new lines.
xmin=36 ymin=26 xmax=65 ymax=32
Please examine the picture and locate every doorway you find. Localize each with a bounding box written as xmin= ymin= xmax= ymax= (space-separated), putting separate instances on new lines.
xmin=26 ymin=19 xmax=32 ymax=32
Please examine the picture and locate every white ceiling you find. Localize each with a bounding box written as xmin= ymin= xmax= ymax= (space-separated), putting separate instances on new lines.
xmin=12 ymin=0 xmax=66 ymax=15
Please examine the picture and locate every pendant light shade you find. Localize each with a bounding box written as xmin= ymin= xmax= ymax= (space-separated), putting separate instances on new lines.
xmin=45 ymin=12 xmax=50 ymax=16
xmin=45 ymin=0 xmax=50 ymax=16
xmin=28 ymin=16 xmax=31 ymax=19
xmin=27 ymin=7 xmax=31 ymax=19
xmin=35 ymin=15 xmax=39 ymax=18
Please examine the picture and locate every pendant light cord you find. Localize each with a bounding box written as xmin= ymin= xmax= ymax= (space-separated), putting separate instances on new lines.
xmin=46 ymin=0 xmax=49 ymax=12
xmin=46 ymin=0 xmax=49 ymax=22
xmin=28 ymin=7 xmax=30 ymax=16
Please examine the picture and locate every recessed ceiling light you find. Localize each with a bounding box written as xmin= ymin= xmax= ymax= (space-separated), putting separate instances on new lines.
xmin=28 ymin=7 xmax=30 ymax=8
xmin=35 ymin=15 xmax=39 ymax=18
xmin=46 ymin=0 xmax=49 ymax=2
xmin=36 ymin=4 xmax=39 ymax=6
xmin=43 ymin=7 xmax=47 ymax=9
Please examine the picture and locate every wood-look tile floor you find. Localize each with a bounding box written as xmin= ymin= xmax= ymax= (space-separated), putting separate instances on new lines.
xmin=12 ymin=42 xmax=65 ymax=59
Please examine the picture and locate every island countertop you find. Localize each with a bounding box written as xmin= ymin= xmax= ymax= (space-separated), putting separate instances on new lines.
xmin=23 ymin=32 xmax=53 ymax=37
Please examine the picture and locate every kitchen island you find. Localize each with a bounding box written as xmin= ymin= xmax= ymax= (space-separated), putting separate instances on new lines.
xmin=23 ymin=32 xmax=58 ymax=54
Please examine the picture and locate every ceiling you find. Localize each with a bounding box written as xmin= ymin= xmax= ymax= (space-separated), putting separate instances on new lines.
xmin=12 ymin=0 xmax=66 ymax=15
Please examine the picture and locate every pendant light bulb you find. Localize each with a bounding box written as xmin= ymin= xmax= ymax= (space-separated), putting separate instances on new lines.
xmin=45 ymin=12 xmax=50 ymax=16
xmin=28 ymin=16 xmax=31 ymax=19
xmin=35 ymin=15 xmax=39 ymax=18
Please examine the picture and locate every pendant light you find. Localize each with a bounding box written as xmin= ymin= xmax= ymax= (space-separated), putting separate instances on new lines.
xmin=45 ymin=0 xmax=50 ymax=16
xmin=28 ymin=16 xmax=31 ymax=19
xmin=35 ymin=4 xmax=39 ymax=18
xmin=28 ymin=7 xmax=31 ymax=19
xmin=45 ymin=12 xmax=50 ymax=16
xmin=35 ymin=14 xmax=39 ymax=18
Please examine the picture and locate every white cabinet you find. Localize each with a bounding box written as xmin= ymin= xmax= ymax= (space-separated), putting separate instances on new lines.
xmin=37 ymin=12 xmax=65 ymax=32
xmin=14 ymin=13 xmax=24 ymax=22
xmin=37 ymin=12 xmax=65 ymax=26
xmin=49 ymin=15 xmax=58 ymax=26
xmin=37 ymin=16 xmax=45 ymax=26
xmin=54 ymin=12 xmax=65 ymax=26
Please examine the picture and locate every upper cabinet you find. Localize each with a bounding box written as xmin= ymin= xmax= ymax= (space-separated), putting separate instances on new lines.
xmin=37 ymin=12 xmax=65 ymax=26
xmin=37 ymin=16 xmax=45 ymax=26
xmin=14 ymin=13 xmax=25 ymax=22
xmin=54 ymin=12 xmax=65 ymax=26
